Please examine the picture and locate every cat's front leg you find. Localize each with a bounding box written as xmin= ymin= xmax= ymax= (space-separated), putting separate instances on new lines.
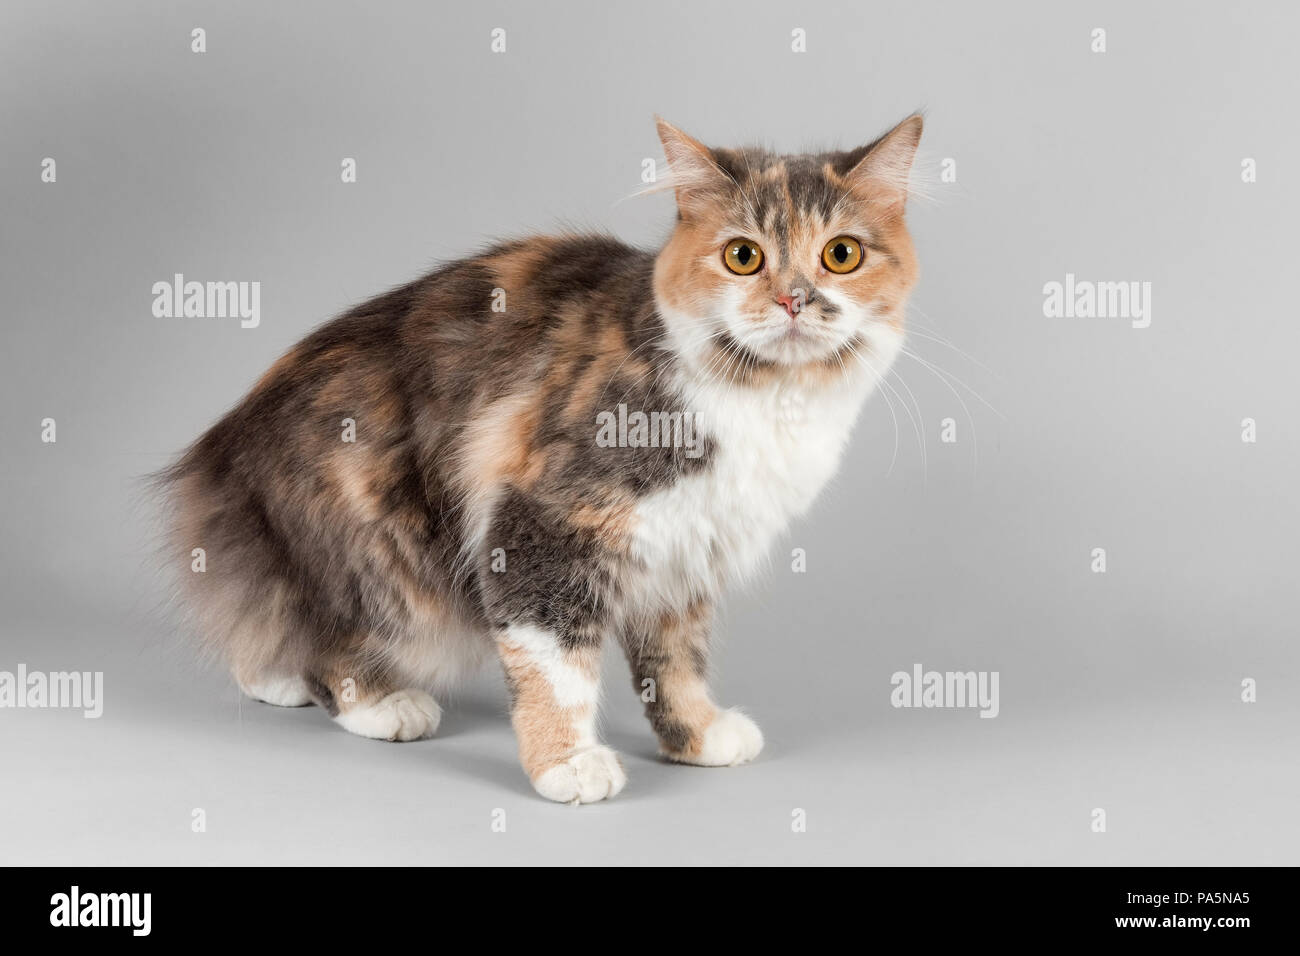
xmin=622 ymin=602 xmax=764 ymax=767
xmin=495 ymin=624 xmax=626 ymax=804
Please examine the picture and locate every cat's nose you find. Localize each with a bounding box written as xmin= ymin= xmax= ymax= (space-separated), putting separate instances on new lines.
xmin=775 ymin=294 xmax=801 ymax=319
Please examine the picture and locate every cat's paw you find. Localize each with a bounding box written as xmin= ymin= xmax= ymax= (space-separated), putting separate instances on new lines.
xmin=334 ymin=689 xmax=441 ymax=742
xmin=532 ymin=746 xmax=628 ymax=805
xmin=671 ymin=709 xmax=764 ymax=767
xmin=239 ymin=674 xmax=313 ymax=707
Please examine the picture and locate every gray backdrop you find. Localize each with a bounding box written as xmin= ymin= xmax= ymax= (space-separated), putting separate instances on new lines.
xmin=2 ymin=0 xmax=1297 ymax=865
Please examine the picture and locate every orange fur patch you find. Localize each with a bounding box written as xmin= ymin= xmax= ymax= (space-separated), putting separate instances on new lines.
xmin=498 ymin=641 xmax=597 ymax=778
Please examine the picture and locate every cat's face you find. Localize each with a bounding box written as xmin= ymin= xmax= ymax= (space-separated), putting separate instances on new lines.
xmin=653 ymin=116 xmax=922 ymax=378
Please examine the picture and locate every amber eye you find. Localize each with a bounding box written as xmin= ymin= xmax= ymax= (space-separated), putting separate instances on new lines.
xmin=821 ymin=236 xmax=864 ymax=274
xmin=723 ymin=239 xmax=764 ymax=275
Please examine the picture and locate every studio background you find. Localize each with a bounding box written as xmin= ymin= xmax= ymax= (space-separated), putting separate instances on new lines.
xmin=2 ymin=0 xmax=1297 ymax=865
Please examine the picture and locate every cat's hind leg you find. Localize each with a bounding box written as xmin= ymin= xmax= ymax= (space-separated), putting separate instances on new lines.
xmin=331 ymin=688 xmax=441 ymax=742
xmin=228 ymin=618 xmax=314 ymax=707
xmin=307 ymin=652 xmax=441 ymax=742
xmin=237 ymin=671 xmax=314 ymax=707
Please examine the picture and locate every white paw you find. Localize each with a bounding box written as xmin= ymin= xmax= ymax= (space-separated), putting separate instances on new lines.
xmin=532 ymin=746 xmax=627 ymax=805
xmin=334 ymin=689 xmax=441 ymax=742
xmin=239 ymin=674 xmax=313 ymax=707
xmin=677 ymin=709 xmax=764 ymax=767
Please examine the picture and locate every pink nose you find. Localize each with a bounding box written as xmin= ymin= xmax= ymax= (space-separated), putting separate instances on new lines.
xmin=776 ymin=295 xmax=801 ymax=318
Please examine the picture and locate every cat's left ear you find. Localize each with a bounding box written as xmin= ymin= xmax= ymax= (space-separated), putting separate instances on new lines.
xmin=840 ymin=114 xmax=924 ymax=216
xmin=655 ymin=117 xmax=731 ymax=217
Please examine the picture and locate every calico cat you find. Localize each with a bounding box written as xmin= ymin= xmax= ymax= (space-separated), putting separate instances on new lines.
xmin=161 ymin=114 xmax=923 ymax=804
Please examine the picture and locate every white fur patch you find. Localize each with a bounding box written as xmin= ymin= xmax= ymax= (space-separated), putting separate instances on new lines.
xmin=622 ymin=310 xmax=901 ymax=615
xmin=333 ymin=688 xmax=441 ymax=742
xmin=239 ymin=674 xmax=313 ymax=708
xmin=532 ymin=746 xmax=627 ymax=805
xmin=675 ymin=709 xmax=764 ymax=767
xmin=499 ymin=625 xmax=600 ymax=710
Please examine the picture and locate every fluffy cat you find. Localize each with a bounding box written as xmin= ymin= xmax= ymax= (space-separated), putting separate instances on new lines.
xmin=161 ymin=114 xmax=923 ymax=804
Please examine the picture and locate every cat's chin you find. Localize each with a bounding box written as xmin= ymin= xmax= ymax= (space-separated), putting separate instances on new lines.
xmin=743 ymin=325 xmax=854 ymax=369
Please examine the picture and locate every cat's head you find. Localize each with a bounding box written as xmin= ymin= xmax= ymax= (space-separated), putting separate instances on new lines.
xmin=652 ymin=115 xmax=923 ymax=380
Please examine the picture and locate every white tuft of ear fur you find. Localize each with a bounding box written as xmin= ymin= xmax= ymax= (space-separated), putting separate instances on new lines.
xmin=631 ymin=162 xmax=708 ymax=200
xmin=650 ymin=117 xmax=730 ymax=211
xmin=845 ymin=114 xmax=925 ymax=214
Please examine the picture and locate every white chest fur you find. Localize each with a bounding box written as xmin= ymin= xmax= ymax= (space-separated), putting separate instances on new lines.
xmin=626 ymin=366 xmax=878 ymax=611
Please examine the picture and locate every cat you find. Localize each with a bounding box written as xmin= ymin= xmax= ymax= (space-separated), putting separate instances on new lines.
xmin=160 ymin=114 xmax=923 ymax=804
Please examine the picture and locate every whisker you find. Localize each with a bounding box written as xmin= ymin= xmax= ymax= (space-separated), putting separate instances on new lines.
xmin=899 ymin=346 xmax=1003 ymax=420
xmin=896 ymin=347 xmax=982 ymax=477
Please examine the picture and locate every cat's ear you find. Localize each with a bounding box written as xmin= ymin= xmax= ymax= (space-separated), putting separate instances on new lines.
xmin=655 ymin=117 xmax=730 ymax=216
xmin=840 ymin=114 xmax=924 ymax=216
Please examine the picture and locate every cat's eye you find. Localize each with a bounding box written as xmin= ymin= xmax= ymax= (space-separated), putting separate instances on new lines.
xmin=821 ymin=236 xmax=864 ymax=274
xmin=723 ymin=239 xmax=764 ymax=275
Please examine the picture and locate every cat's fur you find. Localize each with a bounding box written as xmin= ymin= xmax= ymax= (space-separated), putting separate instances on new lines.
xmin=161 ymin=115 xmax=923 ymax=803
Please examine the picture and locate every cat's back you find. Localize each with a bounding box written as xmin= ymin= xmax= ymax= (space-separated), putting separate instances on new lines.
xmin=401 ymin=233 xmax=659 ymax=363
xmin=181 ymin=235 xmax=655 ymax=467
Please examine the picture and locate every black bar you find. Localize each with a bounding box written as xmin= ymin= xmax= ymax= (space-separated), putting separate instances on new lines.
xmin=2 ymin=866 xmax=1280 ymax=941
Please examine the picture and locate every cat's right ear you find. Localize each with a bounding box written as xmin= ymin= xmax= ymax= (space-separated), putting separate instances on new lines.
xmin=655 ymin=117 xmax=730 ymax=217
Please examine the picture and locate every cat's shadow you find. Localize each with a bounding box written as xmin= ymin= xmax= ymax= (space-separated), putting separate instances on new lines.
xmin=433 ymin=703 xmax=683 ymax=802
xmin=430 ymin=691 xmax=507 ymax=740
xmin=106 ymin=620 xmax=689 ymax=802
